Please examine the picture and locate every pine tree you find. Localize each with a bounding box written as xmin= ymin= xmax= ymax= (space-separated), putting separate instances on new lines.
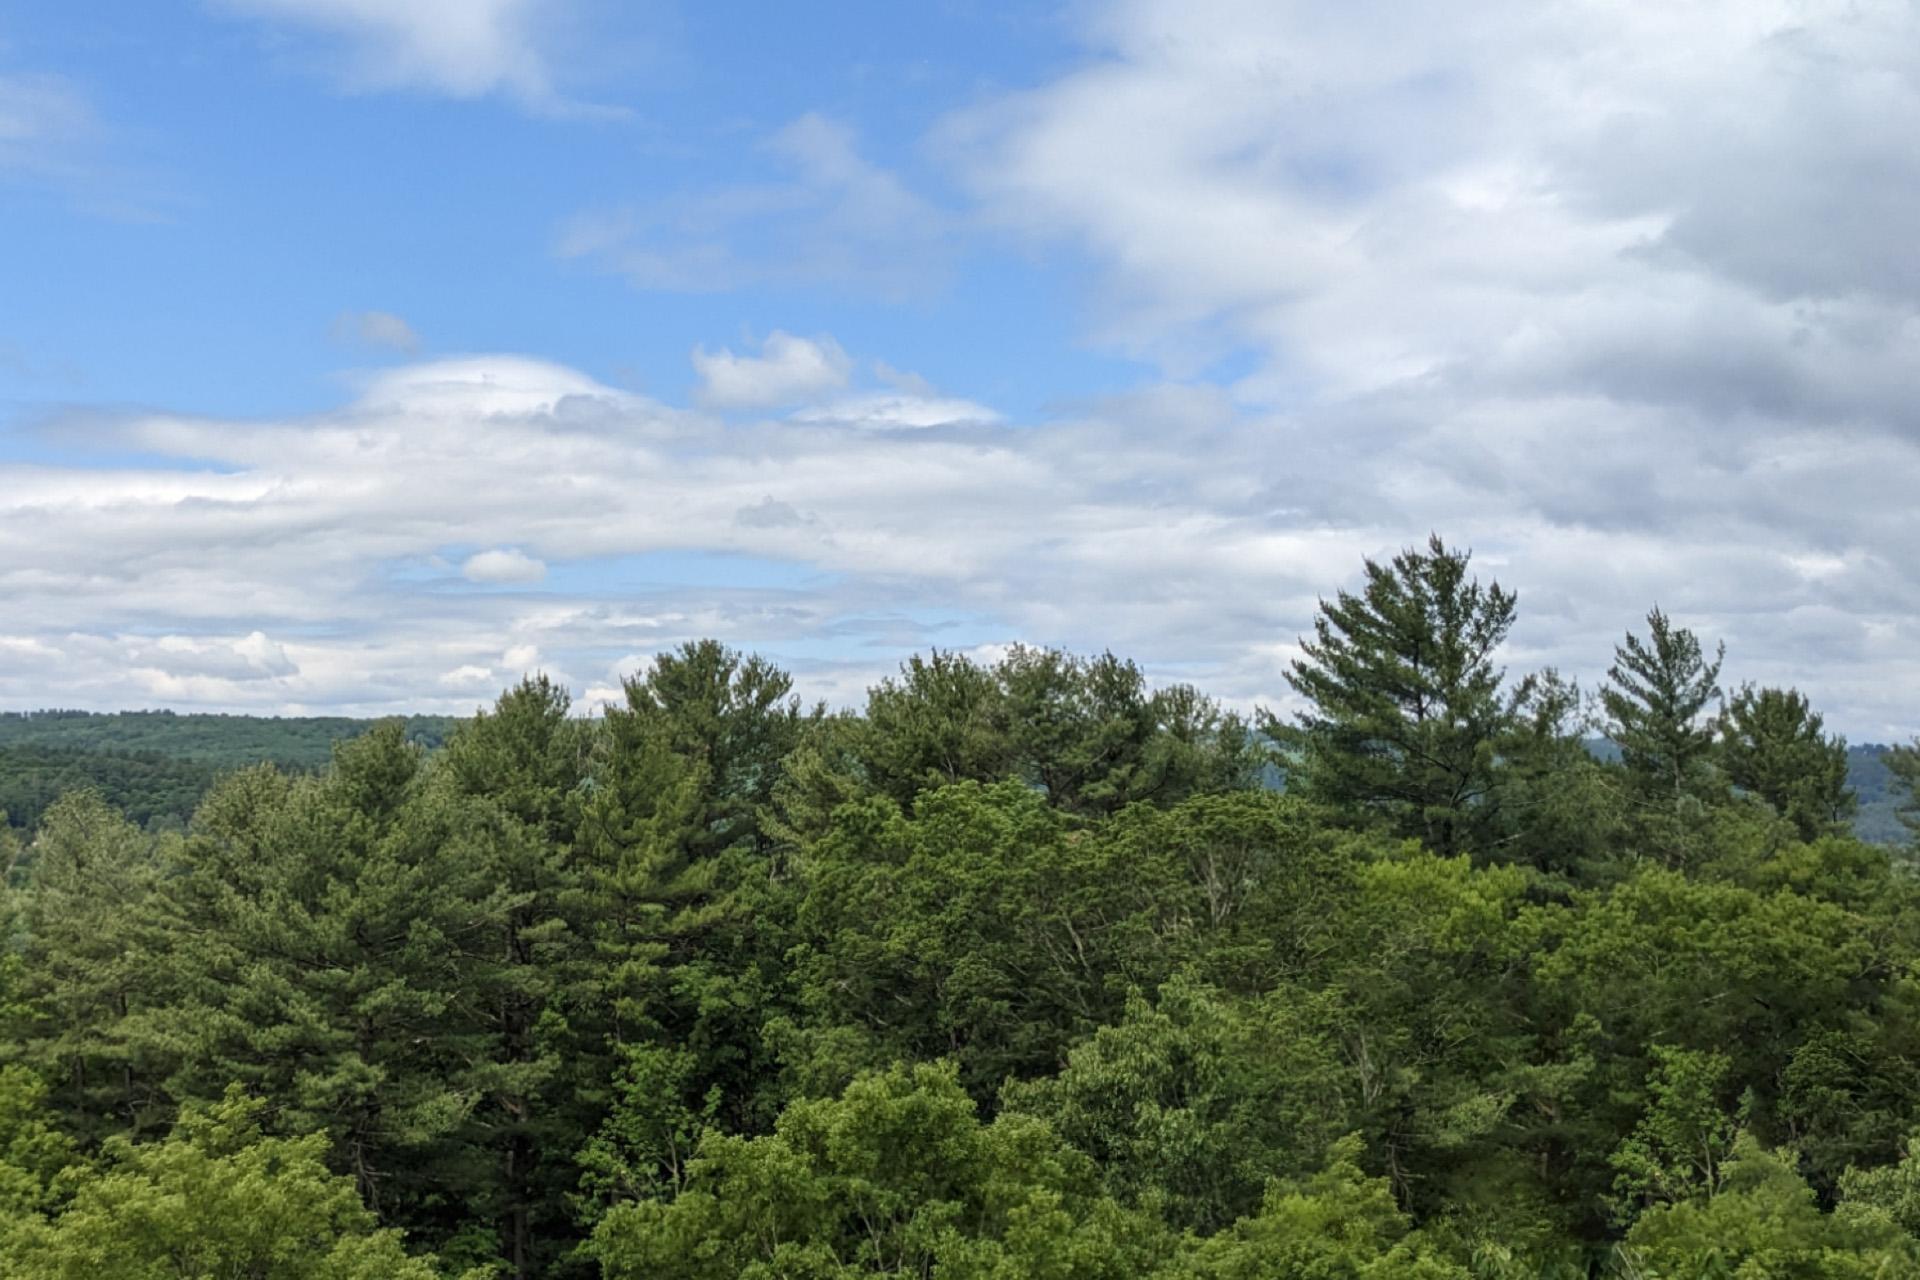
xmin=1601 ymin=608 xmax=1724 ymax=804
xmin=1272 ymin=535 xmax=1524 ymax=857
xmin=1720 ymin=685 xmax=1854 ymax=841
xmin=13 ymin=792 xmax=170 ymax=1140
xmin=435 ymin=676 xmax=597 ymax=1280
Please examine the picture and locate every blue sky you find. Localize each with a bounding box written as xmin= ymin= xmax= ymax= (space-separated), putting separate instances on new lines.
xmin=1 ymin=2 xmax=1129 ymax=420
xmin=4 ymin=0 xmax=1920 ymax=736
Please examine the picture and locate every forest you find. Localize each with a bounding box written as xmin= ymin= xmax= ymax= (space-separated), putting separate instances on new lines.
xmin=5 ymin=536 xmax=1920 ymax=1278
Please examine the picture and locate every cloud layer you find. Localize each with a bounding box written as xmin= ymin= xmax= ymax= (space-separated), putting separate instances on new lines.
xmin=6 ymin=338 xmax=1919 ymax=736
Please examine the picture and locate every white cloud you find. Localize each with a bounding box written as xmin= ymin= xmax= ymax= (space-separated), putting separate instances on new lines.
xmin=462 ymin=548 xmax=547 ymax=584
xmin=692 ymin=331 xmax=852 ymax=410
xmin=332 ymin=309 xmax=421 ymax=354
xmin=215 ymin=0 xmax=614 ymax=114
xmin=556 ymin=114 xmax=950 ymax=296
xmin=5 ymin=350 xmax=1918 ymax=735
xmin=948 ymin=0 xmax=1920 ymax=411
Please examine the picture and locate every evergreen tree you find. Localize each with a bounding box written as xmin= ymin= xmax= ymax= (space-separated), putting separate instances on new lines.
xmin=859 ymin=648 xmax=1013 ymax=808
xmin=1601 ymin=608 xmax=1724 ymax=804
xmin=1271 ymin=534 xmax=1524 ymax=857
xmin=1721 ymin=684 xmax=1855 ymax=841
xmin=436 ymin=677 xmax=597 ymax=1279
xmin=12 ymin=792 xmax=170 ymax=1141
xmin=609 ymin=640 xmax=813 ymax=860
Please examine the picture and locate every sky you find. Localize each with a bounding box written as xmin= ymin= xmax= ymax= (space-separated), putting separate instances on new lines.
xmin=2 ymin=0 xmax=1919 ymax=738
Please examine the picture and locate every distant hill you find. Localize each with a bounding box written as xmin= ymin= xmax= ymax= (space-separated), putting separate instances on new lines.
xmin=0 ymin=746 xmax=217 ymax=833
xmin=1849 ymin=743 xmax=1909 ymax=846
xmin=0 ymin=710 xmax=461 ymax=831
xmin=0 ymin=709 xmax=460 ymax=770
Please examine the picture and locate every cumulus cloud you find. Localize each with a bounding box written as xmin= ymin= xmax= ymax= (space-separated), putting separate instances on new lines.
xmin=462 ymin=548 xmax=547 ymax=584
xmin=948 ymin=0 xmax=1920 ymax=412
xmin=556 ymin=114 xmax=950 ymax=297
xmin=5 ymin=349 xmax=1916 ymax=735
xmin=332 ymin=309 xmax=421 ymax=354
xmin=215 ymin=0 xmax=613 ymax=114
xmin=692 ymin=331 xmax=851 ymax=410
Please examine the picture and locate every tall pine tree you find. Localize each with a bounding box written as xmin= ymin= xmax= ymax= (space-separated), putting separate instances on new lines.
xmin=1601 ymin=608 xmax=1725 ymax=804
xmin=1272 ymin=535 xmax=1524 ymax=857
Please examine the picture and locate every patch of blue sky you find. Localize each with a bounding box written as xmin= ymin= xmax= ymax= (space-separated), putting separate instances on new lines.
xmin=0 ymin=1 xmax=1092 ymax=423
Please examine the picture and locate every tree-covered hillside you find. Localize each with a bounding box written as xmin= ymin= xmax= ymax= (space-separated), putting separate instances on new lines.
xmin=0 ymin=709 xmax=460 ymax=769
xmin=0 ymin=712 xmax=462 ymax=831
xmin=4 ymin=540 xmax=1920 ymax=1278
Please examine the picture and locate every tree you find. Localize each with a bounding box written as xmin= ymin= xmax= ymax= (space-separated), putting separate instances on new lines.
xmin=1608 ymin=1046 xmax=1742 ymax=1215
xmin=4 ymin=1088 xmax=455 ymax=1280
xmin=996 ymin=646 xmax=1258 ymax=818
xmin=1617 ymin=1136 xmax=1915 ymax=1277
xmin=1721 ymin=684 xmax=1854 ymax=841
xmin=12 ymin=792 xmax=170 ymax=1141
xmin=859 ymin=649 xmax=1014 ymax=808
xmin=580 ymin=644 xmax=810 ymax=1146
xmin=1000 ymin=976 xmax=1347 ymax=1232
xmin=609 ymin=640 xmax=813 ymax=861
xmin=1163 ymin=1135 xmax=1468 ymax=1279
xmin=1273 ymin=535 xmax=1524 ymax=858
xmin=436 ymin=678 xmax=598 ymax=1280
xmin=1885 ymin=739 xmax=1920 ymax=847
xmin=1601 ymin=607 xmax=1724 ymax=804
xmin=586 ymin=1062 xmax=1171 ymax=1280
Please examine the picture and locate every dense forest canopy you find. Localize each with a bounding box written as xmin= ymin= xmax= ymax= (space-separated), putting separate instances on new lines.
xmin=2 ymin=702 xmax=1908 ymax=848
xmin=5 ymin=538 xmax=1920 ymax=1277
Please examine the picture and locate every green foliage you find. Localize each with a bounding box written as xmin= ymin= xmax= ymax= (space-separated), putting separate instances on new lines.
xmin=10 ymin=792 xmax=170 ymax=1140
xmin=1001 ymin=976 xmax=1346 ymax=1231
xmin=786 ymin=780 xmax=1169 ymax=1096
xmin=2 ymin=1088 xmax=453 ymax=1280
xmin=1617 ymin=1136 xmax=1917 ymax=1277
xmin=587 ymin=1061 xmax=1169 ymax=1280
xmin=1601 ymin=608 xmax=1725 ymax=810
xmin=1163 ymin=1136 xmax=1468 ymax=1279
xmin=0 ymin=747 xmax=214 ymax=833
xmin=0 ymin=1065 xmax=77 ymax=1218
xmin=1886 ymin=740 xmax=1920 ymax=847
xmin=0 ymin=709 xmax=459 ymax=771
xmin=1609 ymin=1046 xmax=1743 ymax=1213
xmin=1721 ymin=685 xmax=1855 ymax=841
xmin=1272 ymin=534 xmax=1525 ymax=858
xmin=9 ymin=561 xmax=1920 ymax=1278
xmin=856 ymin=645 xmax=1259 ymax=821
